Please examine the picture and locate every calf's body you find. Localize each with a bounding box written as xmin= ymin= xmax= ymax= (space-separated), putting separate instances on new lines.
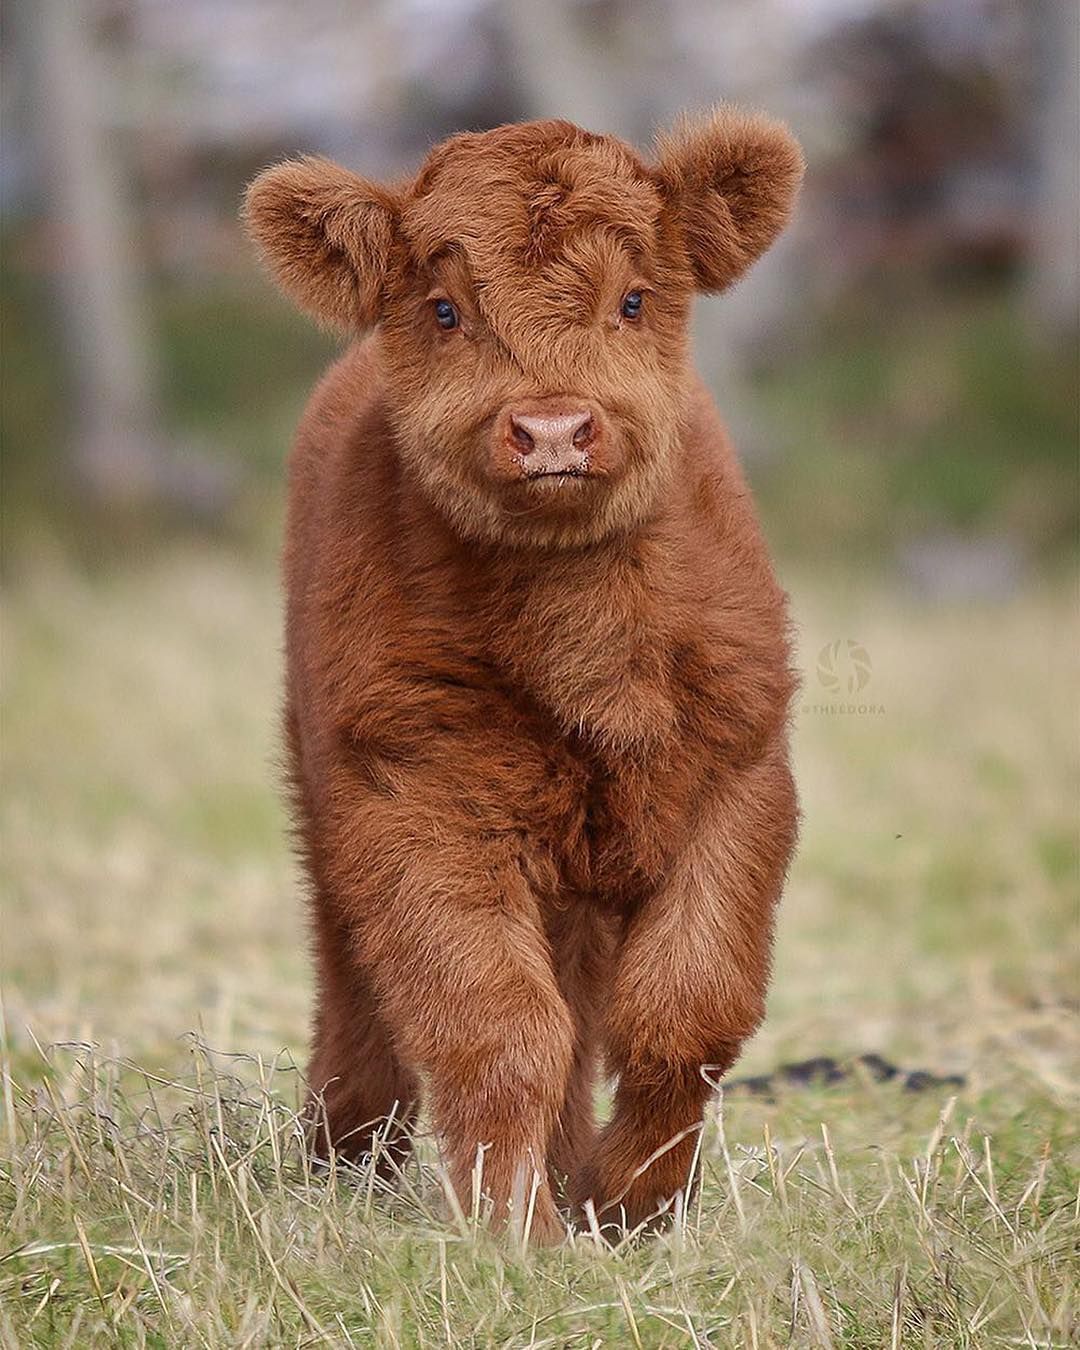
xmin=248 ymin=112 xmax=802 ymax=1240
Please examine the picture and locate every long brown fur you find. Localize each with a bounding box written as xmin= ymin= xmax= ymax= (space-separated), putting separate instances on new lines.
xmin=245 ymin=107 xmax=803 ymax=1242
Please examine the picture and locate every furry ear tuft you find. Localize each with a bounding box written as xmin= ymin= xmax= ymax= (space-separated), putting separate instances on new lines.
xmin=243 ymin=157 xmax=398 ymax=331
xmin=655 ymin=107 xmax=804 ymax=292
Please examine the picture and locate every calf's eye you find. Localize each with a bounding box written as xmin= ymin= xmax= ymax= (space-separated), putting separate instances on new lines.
xmin=621 ymin=290 xmax=644 ymax=320
xmin=434 ymin=299 xmax=459 ymax=331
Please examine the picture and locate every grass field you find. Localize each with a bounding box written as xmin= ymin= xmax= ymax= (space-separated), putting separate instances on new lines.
xmin=2 ymin=538 xmax=1078 ymax=1347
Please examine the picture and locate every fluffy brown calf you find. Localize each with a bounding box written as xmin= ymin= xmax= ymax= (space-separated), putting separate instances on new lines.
xmin=245 ymin=108 xmax=802 ymax=1242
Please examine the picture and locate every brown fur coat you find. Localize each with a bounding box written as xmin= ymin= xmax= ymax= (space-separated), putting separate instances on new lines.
xmin=245 ymin=108 xmax=803 ymax=1241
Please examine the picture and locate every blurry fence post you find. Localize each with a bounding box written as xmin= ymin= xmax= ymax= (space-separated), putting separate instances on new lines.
xmin=31 ymin=0 xmax=164 ymax=506
xmin=1025 ymin=0 xmax=1079 ymax=341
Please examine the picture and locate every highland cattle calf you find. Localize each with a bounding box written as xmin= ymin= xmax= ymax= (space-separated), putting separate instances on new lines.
xmin=245 ymin=108 xmax=802 ymax=1243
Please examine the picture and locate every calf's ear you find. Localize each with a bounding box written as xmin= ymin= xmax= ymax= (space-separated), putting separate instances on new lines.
xmin=243 ymin=157 xmax=397 ymax=330
xmin=655 ymin=106 xmax=804 ymax=292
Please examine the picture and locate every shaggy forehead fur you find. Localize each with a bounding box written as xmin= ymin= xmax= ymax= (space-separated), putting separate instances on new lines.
xmin=402 ymin=121 xmax=665 ymax=337
xmin=244 ymin=106 xmax=805 ymax=341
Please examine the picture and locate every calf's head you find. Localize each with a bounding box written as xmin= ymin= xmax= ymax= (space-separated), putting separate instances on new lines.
xmin=246 ymin=110 xmax=802 ymax=547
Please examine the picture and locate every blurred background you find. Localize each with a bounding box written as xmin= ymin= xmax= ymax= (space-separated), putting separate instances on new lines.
xmin=1 ymin=1 xmax=1077 ymax=1069
xmin=2 ymin=0 xmax=1077 ymax=568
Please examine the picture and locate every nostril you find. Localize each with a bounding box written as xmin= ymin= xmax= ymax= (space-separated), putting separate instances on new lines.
xmin=572 ymin=417 xmax=594 ymax=449
xmin=510 ymin=419 xmax=535 ymax=452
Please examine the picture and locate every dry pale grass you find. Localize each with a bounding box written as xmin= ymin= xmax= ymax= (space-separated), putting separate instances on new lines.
xmin=2 ymin=542 xmax=1077 ymax=1347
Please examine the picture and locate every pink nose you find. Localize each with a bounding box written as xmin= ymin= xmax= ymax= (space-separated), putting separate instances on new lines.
xmin=509 ymin=409 xmax=594 ymax=474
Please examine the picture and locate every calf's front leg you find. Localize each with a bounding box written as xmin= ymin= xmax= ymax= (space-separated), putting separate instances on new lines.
xmin=355 ymin=839 xmax=575 ymax=1244
xmin=576 ymin=749 xmax=797 ymax=1233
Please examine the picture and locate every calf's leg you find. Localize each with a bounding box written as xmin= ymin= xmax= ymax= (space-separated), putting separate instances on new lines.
xmin=543 ymin=903 xmax=616 ymax=1205
xmin=575 ymin=751 xmax=797 ymax=1234
xmin=359 ymin=845 xmax=575 ymax=1244
xmin=306 ymin=896 xmax=419 ymax=1176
